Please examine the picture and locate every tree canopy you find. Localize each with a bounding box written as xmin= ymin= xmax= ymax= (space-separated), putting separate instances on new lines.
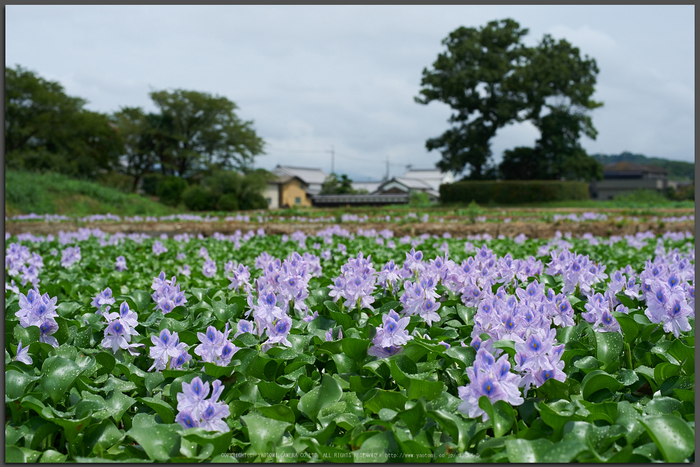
xmin=5 ymin=66 xmax=266 ymax=188
xmin=5 ymin=65 xmax=123 ymax=178
xmin=320 ymin=173 xmax=360 ymax=195
xmin=148 ymin=89 xmax=265 ymax=178
xmin=416 ymin=19 xmax=603 ymax=181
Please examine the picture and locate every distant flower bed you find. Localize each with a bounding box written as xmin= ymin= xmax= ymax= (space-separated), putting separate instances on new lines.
xmin=4 ymin=226 xmax=695 ymax=462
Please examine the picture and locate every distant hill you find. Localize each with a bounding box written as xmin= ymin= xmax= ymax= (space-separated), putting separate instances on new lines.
xmin=592 ymin=152 xmax=694 ymax=181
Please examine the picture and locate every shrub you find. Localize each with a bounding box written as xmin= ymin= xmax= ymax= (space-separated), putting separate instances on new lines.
xmin=409 ymin=191 xmax=431 ymax=207
xmin=217 ymin=193 xmax=239 ymax=211
xmin=240 ymin=192 xmax=268 ymax=210
xmin=440 ymin=180 xmax=589 ymax=205
xmin=182 ymin=185 xmax=217 ymax=211
xmin=97 ymin=172 xmax=135 ymax=193
xmin=141 ymin=173 xmax=163 ymax=196
xmin=157 ymin=177 xmax=189 ymax=206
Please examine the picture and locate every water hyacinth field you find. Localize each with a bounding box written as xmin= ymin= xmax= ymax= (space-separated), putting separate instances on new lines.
xmin=5 ymin=225 xmax=695 ymax=463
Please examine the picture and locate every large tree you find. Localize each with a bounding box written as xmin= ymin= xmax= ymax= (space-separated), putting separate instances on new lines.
xmin=5 ymin=65 xmax=122 ymax=178
xmin=416 ymin=19 xmax=603 ymax=180
xmin=148 ymin=89 xmax=265 ymax=177
xmin=415 ymin=19 xmax=531 ymax=179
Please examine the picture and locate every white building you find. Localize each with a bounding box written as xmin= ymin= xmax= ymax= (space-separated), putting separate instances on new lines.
xmin=373 ymin=177 xmax=440 ymax=202
xmin=402 ymin=168 xmax=455 ymax=192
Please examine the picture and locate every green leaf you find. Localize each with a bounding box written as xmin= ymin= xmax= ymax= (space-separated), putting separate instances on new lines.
xmin=212 ymin=300 xmax=237 ymax=322
xmin=326 ymin=300 xmax=353 ymax=328
xmin=129 ymin=290 xmax=153 ymax=313
xmin=202 ymin=362 xmax=235 ymax=379
xmin=407 ymin=378 xmax=444 ymax=401
xmin=138 ymin=397 xmax=175 ymax=424
xmin=257 ymin=404 xmax=296 ymax=425
xmin=182 ymin=428 xmax=234 ymax=458
xmin=341 ymin=337 xmax=369 ymax=363
xmin=6 ymin=446 xmax=41 ymax=463
xmin=364 ymin=389 xmax=408 ymax=414
xmin=40 ymin=356 xmax=82 ymax=404
xmin=257 ymin=381 xmax=292 ymax=404
xmin=39 ymin=449 xmax=68 ymax=463
xmin=540 ymin=441 xmax=590 ymax=463
xmin=580 ymin=370 xmax=621 ymax=401
xmin=505 ymin=438 xmax=553 ymax=462
xmin=6 ymin=370 xmax=40 ymax=400
xmin=353 ymin=431 xmax=400 ymax=463
xmin=427 ymin=409 xmax=475 ymax=452
xmin=639 ymin=415 xmax=695 ymax=463
xmin=126 ymin=425 xmax=182 ymax=462
xmin=83 ymin=419 xmax=126 ymax=454
xmin=595 ymin=331 xmax=623 ymax=372
xmin=241 ymin=413 xmax=291 ymax=454
xmin=397 ymin=399 xmax=427 ymax=436
xmin=103 ymin=390 xmax=137 ymax=424
xmin=56 ymin=301 xmax=83 ymax=317
xmin=478 ymin=397 xmax=515 ymax=437
xmin=297 ymin=374 xmax=342 ymax=424
xmin=612 ymin=312 xmax=640 ymax=344
xmin=445 ymin=346 xmax=476 ymax=369
xmin=95 ymin=351 xmax=116 ymax=377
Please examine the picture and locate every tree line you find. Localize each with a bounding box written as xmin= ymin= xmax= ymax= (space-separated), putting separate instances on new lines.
xmin=5 ymin=65 xmax=268 ymax=209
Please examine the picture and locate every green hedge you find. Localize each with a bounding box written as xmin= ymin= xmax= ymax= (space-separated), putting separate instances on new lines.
xmin=440 ymin=180 xmax=590 ymax=204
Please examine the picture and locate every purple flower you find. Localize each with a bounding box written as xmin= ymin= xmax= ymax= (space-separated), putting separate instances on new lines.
xmin=92 ymin=287 xmax=116 ymax=313
xmin=458 ymin=349 xmax=523 ymax=421
xmin=195 ymin=324 xmax=239 ymax=366
xmin=176 ymin=378 xmax=230 ymax=433
xmin=367 ymin=345 xmax=404 ymax=358
xmin=263 ymin=315 xmax=293 ymax=350
xmin=373 ymin=310 xmax=412 ymax=348
xmin=152 ymin=241 xmax=168 ymax=256
xmin=234 ymin=320 xmax=256 ymax=338
xmin=61 ymin=246 xmax=81 ymax=268
xmin=39 ymin=320 xmax=59 ymax=348
xmin=202 ymin=259 xmax=217 ymax=278
xmin=101 ymin=312 xmax=143 ymax=356
xmin=149 ymin=329 xmax=187 ymax=371
xmin=14 ymin=340 xmax=32 ymax=365
xmin=115 ymin=256 xmax=127 ymax=272
xmin=324 ymin=327 xmax=343 ymax=342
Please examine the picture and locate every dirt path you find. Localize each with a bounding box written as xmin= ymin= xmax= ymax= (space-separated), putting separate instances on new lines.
xmin=5 ymin=219 xmax=695 ymax=239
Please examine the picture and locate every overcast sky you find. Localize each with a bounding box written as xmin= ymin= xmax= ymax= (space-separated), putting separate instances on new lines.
xmin=6 ymin=5 xmax=695 ymax=181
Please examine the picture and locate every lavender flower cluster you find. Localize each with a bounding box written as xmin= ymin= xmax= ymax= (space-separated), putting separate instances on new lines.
xmin=175 ymin=377 xmax=230 ymax=432
xmin=329 ymin=252 xmax=378 ymax=312
xmin=243 ymin=251 xmax=322 ymax=350
xmin=15 ymin=287 xmax=60 ymax=347
xmin=5 ymin=243 xmax=43 ymax=289
xmin=101 ymin=302 xmax=144 ymax=356
xmin=151 ymin=271 xmax=188 ymax=314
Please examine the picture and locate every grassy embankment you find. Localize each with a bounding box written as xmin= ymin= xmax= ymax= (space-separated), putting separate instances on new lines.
xmin=5 ymin=170 xmax=180 ymax=217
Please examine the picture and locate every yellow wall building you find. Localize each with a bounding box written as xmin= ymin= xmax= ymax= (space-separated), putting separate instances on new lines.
xmin=265 ymin=175 xmax=311 ymax=208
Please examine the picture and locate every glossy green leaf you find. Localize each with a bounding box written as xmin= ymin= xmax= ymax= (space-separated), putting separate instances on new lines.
xmin=241 ymin=413 xmax=291 ymax=454
xmin=297 ymin=374 xmax=342 ymax=423
xmin=138 ymin=397 xmax=175 ymax=424
xmin=126 ymin=425 xmax=182 ymax=462
xmin=639 ymin=415 xmax=695 ymax=463
xmin=595 ymin=331 xmax=623 ymax=372
xmin=478 ymin=397 xmax=515 ymax=437
xmin=40 ymin=356 xmax=82 ymax=404
xmin=580 ymin=370 xmax=621 ymax=401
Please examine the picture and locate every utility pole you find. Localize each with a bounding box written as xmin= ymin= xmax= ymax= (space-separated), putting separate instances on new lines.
xmin=326 ymin=145 xmax=335 ymax=174
xmin=385 ymin=156 xmax=390 ymax=180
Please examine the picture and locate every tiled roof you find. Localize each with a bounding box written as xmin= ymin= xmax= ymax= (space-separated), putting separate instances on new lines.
xmin=274 ymin=165 xmax=329 ymax=185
